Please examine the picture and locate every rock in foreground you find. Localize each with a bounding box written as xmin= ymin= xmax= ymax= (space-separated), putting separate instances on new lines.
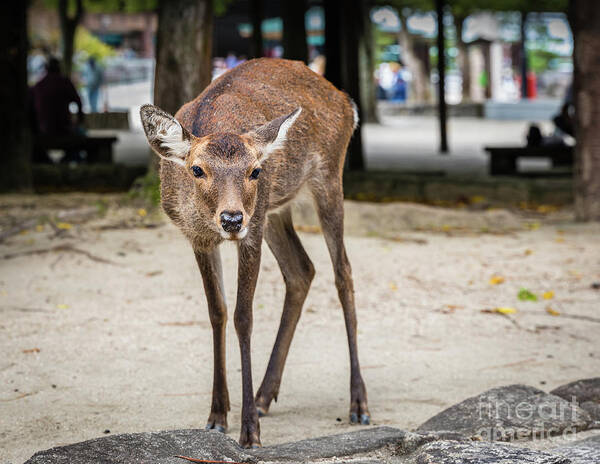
xmin=24 ymin=429 xmax=256 ymax=464
xmin=417 ymin=384 xmax=591 ymax=441
xmin=400 ymin=440 xmax=570 ymax=464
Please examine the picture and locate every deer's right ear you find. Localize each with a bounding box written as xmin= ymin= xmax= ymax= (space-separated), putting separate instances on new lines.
xmin=140 ymin=104 xmax=191 ymax=167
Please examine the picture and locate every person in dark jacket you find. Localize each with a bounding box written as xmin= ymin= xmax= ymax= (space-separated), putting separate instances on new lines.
xmin=29 ymin=57 xmax=84 ymax=162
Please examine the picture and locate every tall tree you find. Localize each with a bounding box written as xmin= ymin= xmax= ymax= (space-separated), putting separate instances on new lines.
xmin=249 ymin=0 xmax=263 ymax=58
xmin=154 ymin=0 xmax=213 ymax=116
xmin=149 ymin=0 xmax=212 ymax=174
xmin=359 ymin=6 xmax=378 ymax=123
xmin=0 ymin=1 xmax=32 ymax=191
xmin=57 ymin=0 xmax=83 ymax=77
xmin=282 ymin=0 xmax=308 ymax=62
xmin=569 ymin=0 xmax=600 ymax=220
xmin=325 ymin=0 xmax=365 ymax=170
xmin=324 ymin=0 xmax=342 ymax=89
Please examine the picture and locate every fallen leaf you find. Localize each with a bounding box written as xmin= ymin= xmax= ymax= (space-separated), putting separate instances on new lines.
xmin=524 ymin=249 xmax=534 ymax=256
xmin=555 ymin=237 xmax=565 ymax=243
xmin=489 ymin=275 xmax=505 ymax=285
xmin=536 ymin=205 xmax=556 ymax=214
xmin=542 ymin=291 xmax=555 ymax=300
xmin=389 ymin=282 xmax=398 ymax=291
xmin=494 ymin=307 xmax=517 ymax=314
xmin=22 ymin=348 xmax=40 ymax=354
xmin=546 ymin=307 xmax=560 ymax=316
xmin=56 ymin=222 xmax=72 ymax=230
xmin=56 ymin=303 xmax=69 ymax=309
xmin=137 ymin=208 xmax=147 ymax=217
xmin=35 ymin=224 xmax=44 ymax=232
xmin=527 ymin=222 xmax=541 ymax=231
xmin=145 ymin=270 xmax=163 ymax=277
xmin=518 ymin=288 xmax=538 ymax=302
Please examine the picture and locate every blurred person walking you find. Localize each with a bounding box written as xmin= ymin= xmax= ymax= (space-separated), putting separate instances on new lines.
xmin=83 ymin=57 xmax=103 ymax=113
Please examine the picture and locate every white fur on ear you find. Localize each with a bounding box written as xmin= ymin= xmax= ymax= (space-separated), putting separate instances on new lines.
xmin=264 ymin=107 xmax=302 ymax=157
xmin=156 ymin=121 xmax=190 ymax=166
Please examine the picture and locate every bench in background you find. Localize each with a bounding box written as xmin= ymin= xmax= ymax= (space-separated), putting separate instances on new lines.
xmin=485 ymin=145 xmax=573 ymax=176
xmin=34 ymin=135 xmax=118 ymax=164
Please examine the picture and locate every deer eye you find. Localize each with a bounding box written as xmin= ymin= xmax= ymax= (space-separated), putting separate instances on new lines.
xmin=192 ymin=166 xmax=205 ymax=178
xmin=249 ymin=168 xmax=261 ymax=180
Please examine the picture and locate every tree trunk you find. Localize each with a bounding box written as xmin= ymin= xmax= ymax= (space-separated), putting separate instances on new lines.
xmin=455 ymin=16 xmax=471 ymax=102
xmin=150 ymin=0 xmax=213 ymax=173
xmin=359 ymin=5 xmax=378 ymax=123
xmin=569 ymin=0 xmax=600 ymax=220
xmin=282 ymin=0 xmax=307 ymax=62
xmin=0 ymin=0 xmax=32 ymax=191
xmin=249 ymin=0 xmax=263 ymax=58
xmin=57 ymin=0 xmax=83 ymax=77
xmin=436 ymin=0 xmax=448 ymax=153
xmin=340 ymin=0 xmax=365 ymax=170
xmin=398 ymin=14 xmax=431 ymax=103
xmin=324 ymin=0 xmax=365 ymax=170
xmin=324 ymin=0 xmax=342 ymax=89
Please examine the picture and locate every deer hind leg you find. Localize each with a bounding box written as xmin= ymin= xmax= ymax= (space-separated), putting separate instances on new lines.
xmin=195 ymin=248 xmax=230 ymax=433
xmin=310 ymin=176 xmax=370 ymax=425
xmin=255 ymin=206 xmax=315 ymax=416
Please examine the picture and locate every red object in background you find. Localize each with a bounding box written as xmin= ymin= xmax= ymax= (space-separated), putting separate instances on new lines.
xmin=526 ymin=71 xmax=537 ymax=99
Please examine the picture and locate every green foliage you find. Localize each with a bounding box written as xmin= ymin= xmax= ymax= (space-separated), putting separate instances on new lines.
xmin=129 ymin=171 xmax=161 ymax=206
xmin=75 ymin=27 xmax=115 ymax=60
xmin=42 ymin=0 xmax=157 ymax=13
xmin=518 ymin=288 xmax=538 ymax=301
xmin=214 ymin=0 xmax=234 ymax=16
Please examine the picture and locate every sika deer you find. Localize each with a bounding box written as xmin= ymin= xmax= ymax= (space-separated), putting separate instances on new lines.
xmin=140 ymin=58 xmax=369 ymax=448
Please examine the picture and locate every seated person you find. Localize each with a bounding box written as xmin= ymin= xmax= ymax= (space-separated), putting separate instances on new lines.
xmin=29 ymin=57 xmax=84 ymax=162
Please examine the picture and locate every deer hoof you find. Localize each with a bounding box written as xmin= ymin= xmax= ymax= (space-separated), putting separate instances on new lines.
xmin=205 ymin=423 xmax=227 ymax=433
xmin=350 ymin=412 xmax=371 ymax=425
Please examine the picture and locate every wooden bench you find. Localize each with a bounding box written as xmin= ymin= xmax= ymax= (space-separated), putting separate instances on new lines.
xmin=34 ymin=135 xmax=118 ymax=164
xmin=485 ymin=145 xmax=573 ymax=176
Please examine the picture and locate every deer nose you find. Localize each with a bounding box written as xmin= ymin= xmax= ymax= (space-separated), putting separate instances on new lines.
xmin=220 ymin=211 xmax=243 ymax=233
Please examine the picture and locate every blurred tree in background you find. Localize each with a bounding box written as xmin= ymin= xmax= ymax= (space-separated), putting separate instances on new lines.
xmin=0 ymin=1 xmax=32 ymax=191
xmin=569 ymin=0 xmax=600 ymax=220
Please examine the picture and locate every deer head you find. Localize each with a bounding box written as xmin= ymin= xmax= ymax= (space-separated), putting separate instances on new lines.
xmin=140 ymin=104 xmax=302 ymax=240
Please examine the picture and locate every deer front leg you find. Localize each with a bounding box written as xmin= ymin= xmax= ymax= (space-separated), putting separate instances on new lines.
xmin=195 ymin=248 xmax=230 ymax=433
xmin=235 ymin=235 xmax=262 ymax=448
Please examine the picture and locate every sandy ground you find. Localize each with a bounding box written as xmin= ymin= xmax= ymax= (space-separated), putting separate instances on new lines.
xmin=1 ymin=194 xmax=599 ymax=464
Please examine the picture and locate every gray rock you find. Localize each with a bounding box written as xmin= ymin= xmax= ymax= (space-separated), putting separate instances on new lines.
xmin=400 ymin=440 xmax=570 ymax=464
xmin=24 ymin=429 xmax=256 ymax=464
xmin=551 ymin=378 xmax=600 ymax=405
xmin=580 ymin=402 xmax=600 ymax=424
xmin=551 ymin=378 xmax=600 ymax=426
xmin=553 ymin=434 xmax=600 ymax=464
xmin=248 ymin=427 xmax=424 ymax=461
xmin=417 ymin=384 xmax=591 ymax=441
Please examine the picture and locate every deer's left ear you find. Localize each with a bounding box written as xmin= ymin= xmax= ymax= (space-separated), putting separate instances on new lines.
xmin=246 ymin=107 xmax=302 ymax=160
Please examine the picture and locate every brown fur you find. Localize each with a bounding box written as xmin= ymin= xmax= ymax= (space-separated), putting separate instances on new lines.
xmin=140 ymin=58 xmax=369 ymax=448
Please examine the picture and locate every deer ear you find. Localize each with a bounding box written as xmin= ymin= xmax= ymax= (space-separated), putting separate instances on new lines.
xmin=248 ymin=107 xmax=302 ymax=160
xmin=140 ymin=104 xmax=191 ymax=167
